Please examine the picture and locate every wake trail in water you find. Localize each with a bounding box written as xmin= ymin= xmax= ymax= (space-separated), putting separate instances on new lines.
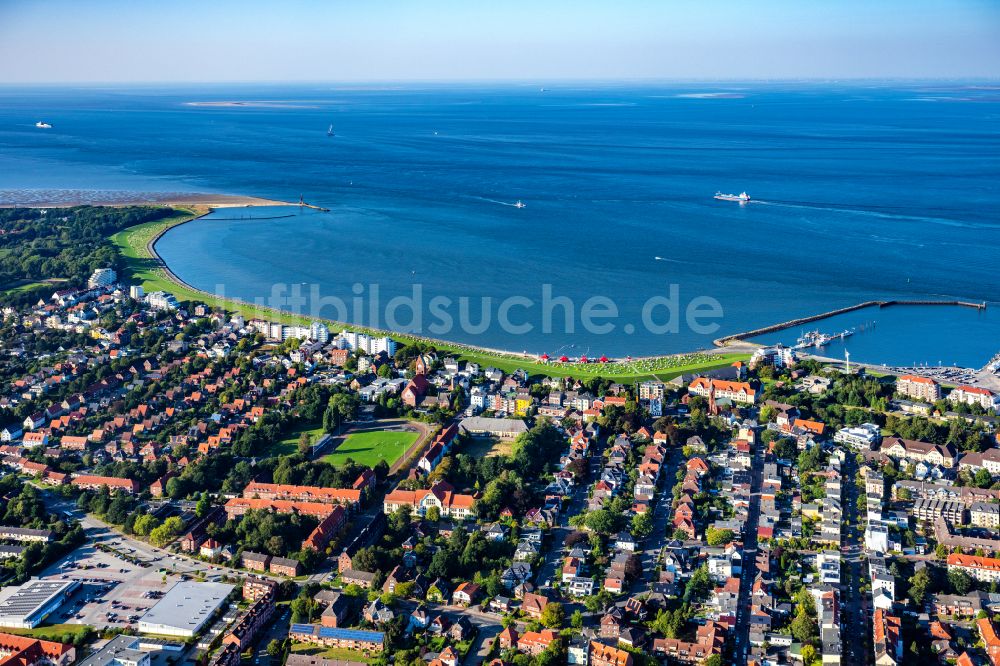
xmin=654 ymin=256 xmax=696 ymax=266
xmin=471 ymin=196 xmax=523 ymax=208
xmin=751 ymin=199 xmax=978 ymax=227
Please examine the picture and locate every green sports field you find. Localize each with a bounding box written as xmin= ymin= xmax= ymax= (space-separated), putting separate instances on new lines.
xmin=321 ymin=430 xmax=418 ymax=468
xmin=274 ymin=421 xmax=326 ymax=456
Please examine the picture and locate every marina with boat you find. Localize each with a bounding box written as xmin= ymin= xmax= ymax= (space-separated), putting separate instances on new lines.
xmin=794 ymin=328 xmax=855 ymax=350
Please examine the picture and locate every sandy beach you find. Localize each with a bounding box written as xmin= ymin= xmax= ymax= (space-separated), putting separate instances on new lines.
xmin=0 ymin=189 xmax=293 ymax=209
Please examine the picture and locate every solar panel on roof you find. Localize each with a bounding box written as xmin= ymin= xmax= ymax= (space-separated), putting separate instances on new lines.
xmin=316 ymin=626 xmax=383 ymax=641
xmin=290 ymin=624 xmax=315 ymax=634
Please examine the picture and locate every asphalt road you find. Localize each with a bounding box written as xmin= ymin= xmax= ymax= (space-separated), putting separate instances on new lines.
xmin=253 ymin=604 xmax=291 ymax=666
xmin=733 ymin=444 xmax=764 ymax=665
xmin=536 ymin=435 xmax=607 ymax=590
xmin=634 ymin=449 xmax=682 ymax=595
xmin=840 ymin=452 xmax=872 ymax=666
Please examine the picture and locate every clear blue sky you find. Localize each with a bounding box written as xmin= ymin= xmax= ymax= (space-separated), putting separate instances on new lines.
xmin=1 ymin=0 xmax=998 ymax=83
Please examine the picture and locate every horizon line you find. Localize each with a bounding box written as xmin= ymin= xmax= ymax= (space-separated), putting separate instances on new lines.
xmin=1 ymin=76 xmax=999 ymax=87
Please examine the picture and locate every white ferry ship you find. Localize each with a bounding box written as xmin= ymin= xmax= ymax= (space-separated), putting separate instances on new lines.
xmin=714 ymin=191 xmax=751 ymax=203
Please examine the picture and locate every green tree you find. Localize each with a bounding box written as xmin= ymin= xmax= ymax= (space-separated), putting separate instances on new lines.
xmin=948 ymin=569 xmax=973 ymax=595
xmin=290 ymin=592 xmax=318 ymax=623
xmin=149 ymin=516 xmax=184 ymax=547
xmin=324 ymin=393 xmax=360 ymax=433
xmin=790 ymin=611 xmax=819 ymax=646
xmin=683 ymin=565 xmax=712 ymax=603
xmin=631 ymin=511 xmax=653 ymax=539
xmin=706 ymin=527 xmax=734 ymax=547
xmin=540 ymin=602 xmax=565 ymax=629
xmin=133 ymin=514 xmax=160 ymax=537
xmin=908 ymin=568 xmax=932 ymax=606
xmin=974 ymin=468 xmax=993 ymax=488
xmin=651 ymin=606 xmax=690 ymax=639
xmin=798 ymin=446 xmax=823 ymax=474
xmin=773 ymin=438 xmax=798 ymax=461
xmin=585 ymin=509 xmax=617 ymax=535
xmin=195 ymin=494 xmax=211 ymax=519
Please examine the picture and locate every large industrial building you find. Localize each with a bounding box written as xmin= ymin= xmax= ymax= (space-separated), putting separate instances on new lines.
xmin=76 ymin=635 xmax=150 ymax=666
xmin=0 ymin=579 xmax=79 ymax=629
xmin=75 ymin=635 xmax=184 ymax=666
xmin=137 ymin=581 xmax=234 ymax=638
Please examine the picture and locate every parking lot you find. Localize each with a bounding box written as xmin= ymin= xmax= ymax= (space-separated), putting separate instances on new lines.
xmin=38 ymin=539 xmax=191 ymax=630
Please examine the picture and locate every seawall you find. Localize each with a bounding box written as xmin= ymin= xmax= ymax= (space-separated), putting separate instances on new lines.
xmin=714 ymin=299 xmax=986 ymax=347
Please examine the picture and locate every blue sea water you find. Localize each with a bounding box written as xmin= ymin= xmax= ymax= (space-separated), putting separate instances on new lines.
xmin=1 ymin=83 xmax=998 ymax=364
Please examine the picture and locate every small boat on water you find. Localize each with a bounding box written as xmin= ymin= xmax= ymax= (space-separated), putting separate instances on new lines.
xmin=327 ymin=124 xmax=335 ymax=137
xmin=513 ymin=200 xmax=526 ymax=209
xmin=35 ymin=121 xmax=52 ymax=129
xmin=715 ymin=191 xmax=751 ymax=203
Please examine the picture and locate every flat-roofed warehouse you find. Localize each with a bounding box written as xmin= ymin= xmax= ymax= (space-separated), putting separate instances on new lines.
xmin=138 ymin=581 xmax=234 ymax=638
xmin=0 ymin=526 xmax=55 ymax=542
xmin=0 ymin=578 xmax=80 ymax=629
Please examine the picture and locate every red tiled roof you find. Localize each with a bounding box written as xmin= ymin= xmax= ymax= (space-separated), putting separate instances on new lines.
xmin=948 ymin=553 xmax=1000 ymax=572
xmin=899 ymin=374 xmax=938 ymax=385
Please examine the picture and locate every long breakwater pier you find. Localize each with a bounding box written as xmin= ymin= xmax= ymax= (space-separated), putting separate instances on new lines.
xmin=714 ymin=299 xmax=987 ymax=348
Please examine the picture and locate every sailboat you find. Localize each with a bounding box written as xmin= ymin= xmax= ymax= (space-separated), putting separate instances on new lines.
xmin=327 ymin=124 xmax=335 ymax=137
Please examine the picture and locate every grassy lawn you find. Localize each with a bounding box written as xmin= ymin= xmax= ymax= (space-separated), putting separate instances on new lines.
xmin=322 ymin=430 xmax=418 ymax=468
xmin=453 ymin=349 xmax=750 ymax=382
xmin=290 ymin=644 xmax=375 ymax=663
xmin=1 ymin=623 xmax=93 ymax=642
xmin=110 ymin=207 xmax=205 ymax=296
xmin=461 ymin=436 xmax=513 ymax=458
xmin=1 ymin=277 xmax=69 ymax=296
xmin=1 ymin=280 xmax=50 ymax=295
xmin=275 ymin=421 xmax=327 ymax=456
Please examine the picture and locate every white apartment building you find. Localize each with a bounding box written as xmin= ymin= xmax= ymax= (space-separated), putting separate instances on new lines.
xmin=338 ymin=330 xmax=398 ymax=356
xmin=948 ymin=385 xmax=998 ymax=411
xmin=895 ymin=375 xmax=941 ymax=402
xmin=864 ymin=523 xmax=891 ymax=554
xmin=750 ymin=344 xmax=797 ymax=369
xmin=834 ymin=423 xmax=881 ymax=449
xmin=87 ymin=268 xmax=117 ymax=289
xmin=145 ymin=291 xmax=178 ymax=311
xmin=309 ymin=321 xmax=330 ymax=343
